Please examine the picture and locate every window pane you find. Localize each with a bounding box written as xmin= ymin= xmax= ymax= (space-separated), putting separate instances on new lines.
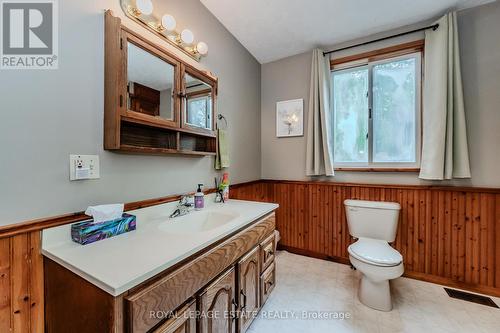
xmin=372 ymin=57 xmax=417 ymax=162
xmin=332 ymin=67 xmax=369 ymax=163
xmin=187 ymin=96 xmax=211 ymax=128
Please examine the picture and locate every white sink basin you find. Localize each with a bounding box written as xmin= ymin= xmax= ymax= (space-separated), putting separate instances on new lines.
xmin=159 ymin=210 xmax=239 ymax=234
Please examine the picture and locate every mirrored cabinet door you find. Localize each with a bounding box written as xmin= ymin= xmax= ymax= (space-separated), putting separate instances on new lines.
xmin=125 ymin=35 xmax=180 ymax=128
xmin=182 ymin=66 xmax=216 ymax=135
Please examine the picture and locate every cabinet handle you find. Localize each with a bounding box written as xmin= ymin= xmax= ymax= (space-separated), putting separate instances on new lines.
xmin=230 ymin=298 xmax=237 ymax=322
xmin=266 ymin=281 xmax=273 ymax=293
xmin=240 ymin=290 xmax=247 ymax=310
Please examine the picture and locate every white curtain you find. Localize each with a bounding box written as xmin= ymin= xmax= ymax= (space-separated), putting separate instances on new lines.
xmin=419 ymin=12 xmax=471 ymax=180
xmin=306 ymin=49 xmax=334 ymax=176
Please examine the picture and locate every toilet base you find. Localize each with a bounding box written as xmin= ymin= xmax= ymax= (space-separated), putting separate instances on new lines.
xmin=358 ymin=276 xmax=392 ymax=311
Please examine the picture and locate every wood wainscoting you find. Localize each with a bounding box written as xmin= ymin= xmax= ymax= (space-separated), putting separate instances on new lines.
xmin=0 ymin=188 xmax=219 ymax=333
xmin=230 ymin=180 xmax=500 ymax=297
xmin=0 ymin=232 xmax=44 ymax=333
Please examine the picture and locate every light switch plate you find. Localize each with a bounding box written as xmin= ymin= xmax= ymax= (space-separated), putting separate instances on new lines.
xmin=70 ymin=155 xmax=100 ymax=180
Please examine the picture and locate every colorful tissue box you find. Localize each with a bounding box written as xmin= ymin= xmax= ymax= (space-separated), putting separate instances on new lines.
xmin=71 ymin=213 xmax=136 ymax=245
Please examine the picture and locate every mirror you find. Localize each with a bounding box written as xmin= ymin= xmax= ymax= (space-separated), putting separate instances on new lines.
xmin=127 ymin=42 xmax=176 ymax=121
xmin=184 ymin=73 xmax=213 ymax=130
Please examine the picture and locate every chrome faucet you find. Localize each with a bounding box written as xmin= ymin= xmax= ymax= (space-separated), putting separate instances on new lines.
xmin=169 ymin=195 xmax=194 ymax=218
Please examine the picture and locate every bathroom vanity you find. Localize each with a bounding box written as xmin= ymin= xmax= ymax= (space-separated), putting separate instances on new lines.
xmin=42 ymin=198 xmax=278 ymax=333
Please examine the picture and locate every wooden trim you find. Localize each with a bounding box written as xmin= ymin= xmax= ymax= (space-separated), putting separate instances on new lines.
xmin=260 ymin=179 xmax=500 ymax=194
xmin=2 ymin=179 xmax=499 ymax=238
xmin=334 ymin=167 xmax=420 ymax=173
xmin=103 ymin=10 xmax=123 ymax=150
xmin=330 ymin=39 xmax=424 ymax=68
xmin=186 ymin=88 xmax=212 ymax=99
xmin=0 ymin=181 xmax=260 ymax=238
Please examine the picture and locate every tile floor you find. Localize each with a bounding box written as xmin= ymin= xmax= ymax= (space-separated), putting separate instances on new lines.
xmin=248 ymin=251 xmax=500 ymax=333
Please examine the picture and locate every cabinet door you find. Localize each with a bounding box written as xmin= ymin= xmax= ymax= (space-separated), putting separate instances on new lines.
xmin=237 ymin=246 xmax=260 ymax=333
xmin=199 ymin=267 xmax=236 ymax=333
xmin=154 ymin=300 xmax=196 ymax=333
xmin=180 ymin=64 xmax=217 ymax=136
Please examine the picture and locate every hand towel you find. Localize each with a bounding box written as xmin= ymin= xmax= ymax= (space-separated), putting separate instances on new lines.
xmin=215 ymin=128 xmax=230 ymax=170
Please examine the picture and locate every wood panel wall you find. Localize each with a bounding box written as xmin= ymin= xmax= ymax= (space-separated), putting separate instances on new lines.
xmin=0 ymin=180 xmax=498 ymax=332
xmin=231 ymin=180 xmax=500 ymax=297
xmin=0 ymin=231 xmax=44 ymax=333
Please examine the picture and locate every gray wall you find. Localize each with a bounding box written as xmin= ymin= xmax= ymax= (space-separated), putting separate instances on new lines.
xmin=261 ymin=1 xmax=500 ymax=187
xmin=0 ymin=0 xmax=261 ymax=226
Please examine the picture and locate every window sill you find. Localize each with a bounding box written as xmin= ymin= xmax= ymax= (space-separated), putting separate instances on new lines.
xmin=334 ymin=167 xmax=420 ymax=173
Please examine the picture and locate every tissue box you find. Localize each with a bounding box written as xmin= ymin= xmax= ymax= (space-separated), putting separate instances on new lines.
xmin=71 ymin=213 xmax=136 ymax=245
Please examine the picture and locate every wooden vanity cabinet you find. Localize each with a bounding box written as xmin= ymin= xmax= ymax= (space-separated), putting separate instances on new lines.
xmin=199 ymin=267 xmax=237 ymax=333
xmin=45 ymin=212 xmax=277 ymax=333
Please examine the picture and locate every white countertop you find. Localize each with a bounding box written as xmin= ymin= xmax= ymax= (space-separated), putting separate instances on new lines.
xmin=42 ymin=195 xmax=278 ymax=296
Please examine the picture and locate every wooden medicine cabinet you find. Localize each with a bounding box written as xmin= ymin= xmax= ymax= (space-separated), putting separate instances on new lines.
xmin=104 ymin=10 xmax=217 ymax=156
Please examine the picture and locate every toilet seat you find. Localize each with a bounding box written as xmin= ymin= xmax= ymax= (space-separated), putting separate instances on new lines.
xmin=348 ymin=238 xmax=402 ymax=267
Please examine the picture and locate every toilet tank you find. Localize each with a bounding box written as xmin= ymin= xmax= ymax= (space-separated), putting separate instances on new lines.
xmin=344 ymin=200 xmax=401 ymax=242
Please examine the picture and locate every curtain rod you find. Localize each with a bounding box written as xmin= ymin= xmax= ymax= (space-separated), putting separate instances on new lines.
xmin=323 ymin=23 xmax=439 ymax=56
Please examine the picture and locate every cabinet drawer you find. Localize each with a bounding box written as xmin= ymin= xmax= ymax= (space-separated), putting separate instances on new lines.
xmin=260 ymin=263 xmax=275 ymax=306
xmin=260 ymin=233 xmax=275 ymax=273
xmin=153 ymin=300 xmax=196 ymax=333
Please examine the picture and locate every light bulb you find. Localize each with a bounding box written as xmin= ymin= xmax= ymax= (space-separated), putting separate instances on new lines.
xmin=196 ymin=42 xmax=208 ymax=56
xmin=161 ymin=14 xmax=176 ymax=31
xmin=136 ymin=0 xmax=153 ymax=16
xmin=180 ymin=29 xmax=194 ymax=45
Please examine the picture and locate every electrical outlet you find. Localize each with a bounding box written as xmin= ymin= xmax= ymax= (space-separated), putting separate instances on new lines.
xmin=70 ymin=155 xmax=100 ymax=181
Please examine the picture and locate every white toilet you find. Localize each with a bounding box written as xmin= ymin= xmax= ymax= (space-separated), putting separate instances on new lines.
xmin=344 ymin=199 xmax=403 ymax=311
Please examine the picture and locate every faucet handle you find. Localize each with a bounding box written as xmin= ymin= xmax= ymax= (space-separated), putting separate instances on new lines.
xmin=179 ymin=194 xmax=193 ymax=206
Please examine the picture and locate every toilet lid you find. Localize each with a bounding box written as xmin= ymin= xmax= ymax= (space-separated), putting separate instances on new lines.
xmin=348 ymin=238 xmax=402 ymax=267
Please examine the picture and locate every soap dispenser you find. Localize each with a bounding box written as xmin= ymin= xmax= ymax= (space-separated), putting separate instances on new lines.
xmin=194 ymin=184 xmax=204 ymax=210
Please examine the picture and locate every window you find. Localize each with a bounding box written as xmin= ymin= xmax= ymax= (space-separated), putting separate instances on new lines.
xmin=331 ymin=50 xmax=421 ymax=169
xmin=186 ymin=94 xmax=212 ymax=129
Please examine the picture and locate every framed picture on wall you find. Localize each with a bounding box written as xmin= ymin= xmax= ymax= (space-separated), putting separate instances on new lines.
xmin=276 ymin=98 xmax=304 ymax=137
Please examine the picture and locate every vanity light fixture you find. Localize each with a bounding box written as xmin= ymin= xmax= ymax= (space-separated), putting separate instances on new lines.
xmin=180 ymin=29 xmax=194 ymax=45
xmin=135 ymin=0 xmax=153 ymax=16
xmin=161 ymin=14 xmax=176 ymax=31
xmin=120 ymin=0 xmax=208 ymax=61
xmin=195 ymin=42 xmax=209 ymax=56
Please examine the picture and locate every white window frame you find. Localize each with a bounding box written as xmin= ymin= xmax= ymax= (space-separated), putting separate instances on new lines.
xmin=186 ymin=94 xmax=212 ymax=129
xmin=331 ymin=52 xmax=422 ymax=169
